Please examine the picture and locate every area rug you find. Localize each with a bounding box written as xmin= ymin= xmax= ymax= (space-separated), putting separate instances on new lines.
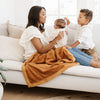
xmin=43 ymin=96 xmax=71 ymax=100
xmin=43 ymin=94 xmax=100 ymax=100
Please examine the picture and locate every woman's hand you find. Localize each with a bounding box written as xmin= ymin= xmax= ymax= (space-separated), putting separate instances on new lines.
xmin=64 ymin=45 xmax=72 ymax=49
xmin=52 ymin=46 xmax=56 ymax=49
xmin=64 ymin=17 xmax=70 ymax=25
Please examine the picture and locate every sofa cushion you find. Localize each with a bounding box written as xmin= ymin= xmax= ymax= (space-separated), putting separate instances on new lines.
xmin=7 ymin=23 xmax=25 ymax=39
xmin=0 ymin=22 xmax=8 ymax=36
xmin=0 ymin=36 xmax=24 ymax=62
xmin=2 ymin=60 xmax=100 ymax=79
xmin=92 ymin=24 xmax=100 ymax=55
xmin=63 ymin=65 xmax=100 ymax=79
xmin=0 ymin=60 xmax=23 ymax=71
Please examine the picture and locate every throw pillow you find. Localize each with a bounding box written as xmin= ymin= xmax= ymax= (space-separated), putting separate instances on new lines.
xmin=7 ymin=23 xmax=25 ymax=39
xmin=0 ymin=22 xmax=8 ymax=36
xmin=0 ymin=36 xmax=25 ymax=62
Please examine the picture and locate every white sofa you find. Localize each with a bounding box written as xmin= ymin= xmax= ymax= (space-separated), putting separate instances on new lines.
xmin=0 ymin=22 xmax=100 ymax=93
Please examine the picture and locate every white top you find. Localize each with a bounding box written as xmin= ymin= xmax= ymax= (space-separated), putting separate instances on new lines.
xmin=67 ymin=23 xmax=95 ymax=49
xmin=19 ymin=26 xmax=49 ymax=59
xmin=47 ymin=28 xmax=67 ymax=48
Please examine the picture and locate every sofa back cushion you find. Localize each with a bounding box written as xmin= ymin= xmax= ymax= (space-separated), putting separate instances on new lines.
xmin=0 ymin=36 xmax=25 ymax=62
xmin=92 ymin=24 xmax=100 ymax=55
xmin=0 ymin=22 xmax=8 ymax=36
xmin=7 ymin=23 xmax=25 ymax=39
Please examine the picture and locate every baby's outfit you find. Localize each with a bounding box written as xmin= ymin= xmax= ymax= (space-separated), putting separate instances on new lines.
xmin=47 ymin=28 xmax=67 ymax=48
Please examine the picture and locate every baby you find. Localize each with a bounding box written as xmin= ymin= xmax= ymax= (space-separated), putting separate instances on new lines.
xmin=64 ymin=9 xmax=98 ymax=59
xmin=47 ymin=18 xmax=68 ymax=48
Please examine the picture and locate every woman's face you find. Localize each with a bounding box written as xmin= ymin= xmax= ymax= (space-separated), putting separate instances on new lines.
xmin=39 ymin=8 xmax=46 ymax=24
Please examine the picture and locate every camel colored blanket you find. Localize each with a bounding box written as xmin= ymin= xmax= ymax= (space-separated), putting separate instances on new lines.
xmin=22 ymin=47 xmax=79 ymax=88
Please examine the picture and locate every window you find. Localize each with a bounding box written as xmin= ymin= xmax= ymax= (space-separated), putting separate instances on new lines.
xmin=86 ymin=0 xmax=100 ymax=23
xmin=41 ymin=0 xmax=77 ymax=25
xmin=33 ymin=0 xmax=100 ymax=25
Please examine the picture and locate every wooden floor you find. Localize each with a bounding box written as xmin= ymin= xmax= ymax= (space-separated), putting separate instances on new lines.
xmin=2 ymin=84 xmax=100 ymax=100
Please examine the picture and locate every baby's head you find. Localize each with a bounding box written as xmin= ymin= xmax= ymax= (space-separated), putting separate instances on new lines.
xmin=78 ymin=9 xmax=93 ymax=26
xmin=54 ymin=19 xmax=66 ymax=29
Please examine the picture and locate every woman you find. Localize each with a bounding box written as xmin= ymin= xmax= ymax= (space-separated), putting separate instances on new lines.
xmin=19 ymin=6 xmax=100 ymax=68
xmin=19 ymin=6 xmax=64 ymax=60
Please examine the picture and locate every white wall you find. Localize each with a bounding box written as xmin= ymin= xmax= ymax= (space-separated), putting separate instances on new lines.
xmin=14 ymin=0 xmax=34 ymax=26
xmin=14 ymin=0 xmax=41 ymax=26
xmin=0 ymin=0 xmax=100 ymax=26
xmin=0 ymin=0 xmax=36 ymax=26
xmin=0 ymin=0 xmax=15 ymax=23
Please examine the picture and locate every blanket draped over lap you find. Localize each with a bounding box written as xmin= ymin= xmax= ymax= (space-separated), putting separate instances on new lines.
xmin=22 ymin=47 xmax=79 ymax=88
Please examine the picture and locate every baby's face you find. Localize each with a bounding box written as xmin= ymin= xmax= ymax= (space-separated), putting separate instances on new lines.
xmin=54 ymin=22 xmax=58 ymax=29
xmin=54 ymin=24 xmax=58 ymax=29
xmin=78 ymin=12 xmax=89 ymax=26
xmin=54 ymin=24 xmax=59 ymax=29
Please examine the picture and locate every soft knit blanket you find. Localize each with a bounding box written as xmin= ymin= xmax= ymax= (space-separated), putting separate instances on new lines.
xmin=22 ymin=47 xmax=79 ymax=87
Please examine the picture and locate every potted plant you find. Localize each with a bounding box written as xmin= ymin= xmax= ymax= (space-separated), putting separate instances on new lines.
xmin=0 ymin=58 xmax=8 ymax=100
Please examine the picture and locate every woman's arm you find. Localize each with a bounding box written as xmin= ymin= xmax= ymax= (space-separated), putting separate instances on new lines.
xmin=31 ymin=31 xmax=64 ymax=53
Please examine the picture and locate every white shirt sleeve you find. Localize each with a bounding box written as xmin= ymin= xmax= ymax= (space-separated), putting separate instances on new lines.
xmin=67 ymin=23 xmax=79 ymax=30
xmin=26 ymin=26 xmax=42 ymax=41
xmin=19 ymin=26 xmax=42 ymax=46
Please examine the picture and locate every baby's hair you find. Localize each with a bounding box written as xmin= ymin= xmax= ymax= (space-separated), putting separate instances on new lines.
xmin=80 ymin=9 xmax=93 ymax=22
xmin=55 ymin=19 xmax=66 ymax=28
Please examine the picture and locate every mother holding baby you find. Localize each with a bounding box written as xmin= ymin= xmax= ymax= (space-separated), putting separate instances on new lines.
xmin=19 ymin=6 xmax=100 ymax=68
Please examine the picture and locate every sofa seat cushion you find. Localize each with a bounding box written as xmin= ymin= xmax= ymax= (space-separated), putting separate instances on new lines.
xmin=0 ymin=36 xmax=25 ymax=62
xmin=63 ymin=65 xmax=100 ymax=79
xmin=0 ymin=60 xmax=23 ymax=71
xmin=1 ymin=60 xmax=100 ymax=79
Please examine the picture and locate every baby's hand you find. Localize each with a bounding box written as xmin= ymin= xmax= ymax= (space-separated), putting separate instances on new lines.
xmin=65 ymin=30 xmax=68 ymax=35
xmin=64 ymin=17 xmax=70 ymax=25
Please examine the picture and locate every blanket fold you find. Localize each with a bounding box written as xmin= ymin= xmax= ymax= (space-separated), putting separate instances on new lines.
xmin=22 ymin=47 xmax=79 ymax=87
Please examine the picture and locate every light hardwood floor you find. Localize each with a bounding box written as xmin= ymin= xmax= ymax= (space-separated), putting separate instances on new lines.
xmin=2 ymin=84 xmax=100 ymax=100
